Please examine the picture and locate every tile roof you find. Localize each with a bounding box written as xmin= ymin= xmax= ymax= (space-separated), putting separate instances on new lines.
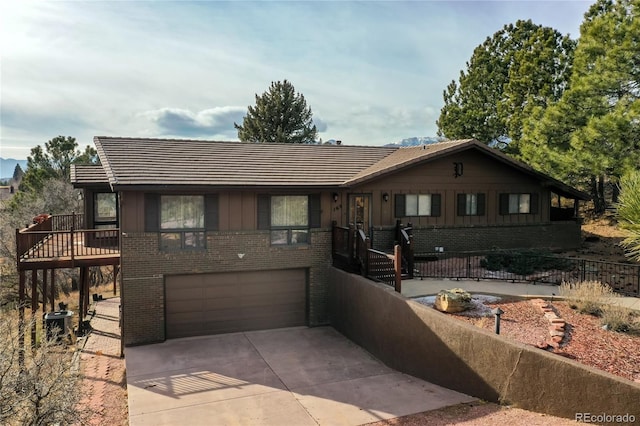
xmin=93 ymin=137 xmax=395 ymax=188
xmin=70 ymin=164 xmax=109 ymax=186
xmin=86 ymin=136 xmax=589 ymax=199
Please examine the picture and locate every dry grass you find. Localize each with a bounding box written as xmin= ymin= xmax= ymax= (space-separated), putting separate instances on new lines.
xmin=559 ymin=280 xmax=639 ymax=334
xmin=559 ymin=280 xmax=618 ymax=315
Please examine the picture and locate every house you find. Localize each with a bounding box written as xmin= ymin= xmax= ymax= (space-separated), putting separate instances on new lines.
xmin=70 ymin=136 xmax=588 ymax=346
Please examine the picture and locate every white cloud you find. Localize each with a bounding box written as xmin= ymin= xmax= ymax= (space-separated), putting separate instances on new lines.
xmin=0 ymin=1 xmax=595 ymax=157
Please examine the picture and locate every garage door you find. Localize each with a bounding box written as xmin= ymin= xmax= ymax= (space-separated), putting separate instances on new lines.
xmin=165 ymin=269 xmax=307 ymax=339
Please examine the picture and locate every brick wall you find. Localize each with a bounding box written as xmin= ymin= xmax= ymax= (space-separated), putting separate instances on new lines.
xmin=371 ymin=222 xmax=581 ymax=254
xmin=121 ymin=229 xmax=332 ymax=345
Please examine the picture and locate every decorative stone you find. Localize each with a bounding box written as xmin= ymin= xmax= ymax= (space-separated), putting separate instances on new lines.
xmin=434 ymin=288 xmax=473 ymax=313
xmin=536 ymin=341 xmax=549 ymax=349
xmin=552 ymin=335 xmax=563 ymax=343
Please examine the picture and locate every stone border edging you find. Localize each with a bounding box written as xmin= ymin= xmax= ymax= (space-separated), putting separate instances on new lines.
xmin=530 ymin=298 xmax=566 ymax=349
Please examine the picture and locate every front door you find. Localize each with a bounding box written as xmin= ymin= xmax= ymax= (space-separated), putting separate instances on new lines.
xmin=349 ymin=194 xmax=371 ymax=234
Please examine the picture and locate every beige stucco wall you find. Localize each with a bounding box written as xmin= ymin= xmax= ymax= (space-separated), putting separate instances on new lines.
xmin=328 ymin=268 xmax=640 ymax=420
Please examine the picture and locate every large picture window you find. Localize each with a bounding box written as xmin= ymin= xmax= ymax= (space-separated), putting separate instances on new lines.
xmin=160 ymin=195 xmax=205 ymax=250
xmin=270 ymin=195 xmax=309 ymax=245
xmin=257 ymin=194 xmax=321 ymax=245
xmin=94 ymin=193 xmax=117 ymax=228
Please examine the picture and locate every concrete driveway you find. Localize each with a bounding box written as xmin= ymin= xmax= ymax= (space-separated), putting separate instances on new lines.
xmin=125 ymin=327 xmax=475 ymax=426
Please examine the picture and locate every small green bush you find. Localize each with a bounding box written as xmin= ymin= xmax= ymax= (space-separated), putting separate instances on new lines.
xmin=480 ymin=250 xmax=572 ymax=275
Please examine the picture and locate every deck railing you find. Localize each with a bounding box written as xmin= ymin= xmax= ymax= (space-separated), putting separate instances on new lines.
xmin=330 ymin=222 xmax=402 ymax=292
xmin=17 ymin=228 xmax=120 ymax=262
xmin=17 ymin=213 xmax=118 ymax=264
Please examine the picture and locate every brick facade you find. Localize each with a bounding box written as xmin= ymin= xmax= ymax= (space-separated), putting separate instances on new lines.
xmin=121 ymin=229 xmax=332 ymax=346
xmin=371 ymin=221 xmax=582 ymax=253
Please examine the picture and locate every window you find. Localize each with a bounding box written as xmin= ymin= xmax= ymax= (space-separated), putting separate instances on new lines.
xmin=160 ymin=195 xmax=205 ymax=250
xmin=457 ymin=193 xmax=486 ymax=216
xmin=270 ymin=195 xmax=308 ymax=245
xmin=499 ymin=193 xmax=538 ymax=215
xmin=94 ymin=193 xmax=117 ymax=227
xmin=395 ymin=194 xmax=441 ymax=217
xmin=258 ymin=194 xmax=321 ymax=245
xmin=144 ymin=193 xmax=218 ymax=250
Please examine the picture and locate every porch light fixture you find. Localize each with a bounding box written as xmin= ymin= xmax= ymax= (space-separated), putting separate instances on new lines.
xmin=382 ymin=193 xmax=389 ymax=202
xmin=332 ymin=192 xmax=339 ymax=202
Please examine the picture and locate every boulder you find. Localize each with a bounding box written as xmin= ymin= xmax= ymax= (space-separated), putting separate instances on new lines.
xmin=434 ymin=288 xmax=472 ymax=313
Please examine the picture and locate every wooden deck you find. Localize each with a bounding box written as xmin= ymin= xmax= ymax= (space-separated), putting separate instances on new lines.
xmin=17 ymin=227 xmax=120 ymax=270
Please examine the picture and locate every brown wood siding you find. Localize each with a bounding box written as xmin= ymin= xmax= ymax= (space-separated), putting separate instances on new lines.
xmin=120 ymin=191 xmax=145 ymax=233
xmin=165 ymin=269 xmax=307 ymax=338
xmin=122 ymin=190 xmax=335 ymax=233
xmin=351 ymin=151 xmax=550 ymax=227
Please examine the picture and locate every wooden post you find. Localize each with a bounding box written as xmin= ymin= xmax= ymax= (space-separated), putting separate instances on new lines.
xmin=31 ymin=270 xmax=38 ymax=348
xmin=42 ymin=269 xmax=47 ymax=314
xmin=50 ymin=269 xmax=56 ymax=312
xmin=84 ymin=269 xmax=90 ymax=317
xmin=78 ymin=267 xmax=85 ymax=331
xmin=394 ymin=245 xmax=402 ymax=293
xmin=113 ymin=265 xmax=119 ymax=295
xmin=18 ymin=269 xmax=25 ymax=369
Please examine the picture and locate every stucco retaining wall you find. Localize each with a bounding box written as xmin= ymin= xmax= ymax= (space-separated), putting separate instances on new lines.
xmin=328 ymin=268 xmax=640 ymax=421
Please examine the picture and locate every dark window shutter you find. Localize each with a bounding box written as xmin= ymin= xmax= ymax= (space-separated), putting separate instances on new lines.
xmin=205 ymin=194 xmax=219 ymax=231
xmin=457 ymin=193 xmax=466 ymax=216
xmin=309 ymin=194 xmax=321 ymax=228
xmin=530 ymin=193 xmax=539 ymax=214
xmin=499 ymin=193 xmax=510 ymax=215
xmin=477 ymin=193 xmax=486 ymax=216
xmin=257 ymin=194 xmax=271 ymax=230
xmin=431 ymin=194 xmax=441 ymax=217
xmin=395 ymin=194 xmax=406 ymax=218
xmin=144 ymin=193 xmax=160 ymax=232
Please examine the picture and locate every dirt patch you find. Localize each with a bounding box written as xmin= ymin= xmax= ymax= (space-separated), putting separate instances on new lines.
xmin=568 ymin=217 xmax=631 ymax=263
xmin=366 ymin=401 xmax=580 ymax=425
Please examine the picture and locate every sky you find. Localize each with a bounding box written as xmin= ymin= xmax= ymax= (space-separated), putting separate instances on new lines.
xmin=0 ymin=1 xmax=594 ymax=160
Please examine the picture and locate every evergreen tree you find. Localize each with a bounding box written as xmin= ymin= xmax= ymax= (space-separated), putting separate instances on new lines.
xmin=235 ymin=80 xmax=318 ymax=144
xmin=436 ymin=20 xmax=574 ymax=153
xmin=19 ymin=136 xmax=97 ymax=193
xmin=12 ymin=164 xmax=24 ymax=182
xmin=519 ymin=0 xmax=640 ymax=212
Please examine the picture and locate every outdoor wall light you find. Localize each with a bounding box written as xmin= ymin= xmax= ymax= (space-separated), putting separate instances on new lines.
xmin=332 ymin=192 xmax=339 ymax=202
xmin=383 ymin=193 xmax=389 ymax=202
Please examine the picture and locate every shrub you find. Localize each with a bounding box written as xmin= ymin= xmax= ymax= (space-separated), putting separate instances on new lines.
xmin=600 ymin=304 xmax=640 ymax=333
xmin=559 ymin=280 xmax=618 ymax=316
xmin=480 ymin=250 xmax=572 ymax=275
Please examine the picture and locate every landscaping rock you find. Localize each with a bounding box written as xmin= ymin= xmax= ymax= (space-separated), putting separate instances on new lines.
xmin=434 ymin=288 xmax=473 ymax=313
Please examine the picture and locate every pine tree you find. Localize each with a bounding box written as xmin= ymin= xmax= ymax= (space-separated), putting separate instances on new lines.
xmin=519 ymin=0 xmax=640 ymax=212
xmin=12 ymin=164 xmax=24 ymax=182
xmin=436 ymin=20 xmax=574 ymax=153
xmin=234 ymin=80 xmax=318 ymax=144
